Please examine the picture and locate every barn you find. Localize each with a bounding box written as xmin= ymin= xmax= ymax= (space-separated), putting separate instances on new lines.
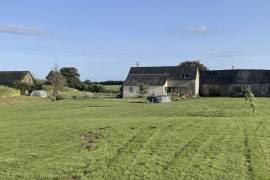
xmin=200 ymin=69 xmax=270 ymax=97
xmin=0 ymin=71 xmax=35 ymax=86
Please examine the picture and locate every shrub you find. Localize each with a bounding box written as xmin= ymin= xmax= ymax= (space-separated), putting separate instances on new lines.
xmin=116 ymin=85 xmax=123 ymax=98
xmin=9 ymin=81 xmax=30 ymax=95
xmin=56 ymin=94 xmax=64 ymax=101
xmin=79 ymin=83 xmax=107 ymax=93
xmin=138 ymin=83 xmax=149 ymax=97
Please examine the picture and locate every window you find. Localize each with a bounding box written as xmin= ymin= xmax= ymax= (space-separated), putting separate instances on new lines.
xmin=182 ymin=74 xmax=190 ymax=79
xmin=129 ymin=87 xmax=134 ymax=93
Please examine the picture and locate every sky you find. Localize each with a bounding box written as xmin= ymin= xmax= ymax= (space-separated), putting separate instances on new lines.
xmin=1 ymin=0 xmax=270 ymax=81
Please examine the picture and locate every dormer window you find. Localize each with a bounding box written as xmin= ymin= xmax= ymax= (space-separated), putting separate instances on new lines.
xmin=182 ymin=74 xmax=190 ymax=79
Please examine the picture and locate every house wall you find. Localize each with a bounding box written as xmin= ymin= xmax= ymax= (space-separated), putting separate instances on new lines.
xmin=166 ymin=79 xmax=198 ymax=96
xmin=195 ymin=69 xmax=200 ymax=96
xmin=200 ymin=84 xmax=231 ymax=96
xmin=21 ymin=72 xmax=34 ymax=86
xmin=148 ymin=86 xmax=167 ymax=96
xmin=123 ymin=85 xmax=166 ymax=98
xmin=166 ymin=69 xmax=199 ymax=97
xmin=200 ymin=83 xmax=270 ymax=97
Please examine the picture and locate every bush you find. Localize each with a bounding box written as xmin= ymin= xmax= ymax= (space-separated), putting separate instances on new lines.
xmin=9 ymin=81 xmax=30 ymax=95
xmin=116 ymin=85 xmax=123 ymax=98
xmin=56 ymin=94 xmax=64 ymax=101
xmin=79 ymin=83 xmax=107 ymax=93
xmin=0 ymin=86 xmax=21 ymax=98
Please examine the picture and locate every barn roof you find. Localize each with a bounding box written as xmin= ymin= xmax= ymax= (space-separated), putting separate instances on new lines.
xmin=201 ymin=69 xmax=270 ymax=84
xmin=0 ymin=71 xmax=33 ymax=84
xmin=124 ymin=66 xmax=198 ymax=86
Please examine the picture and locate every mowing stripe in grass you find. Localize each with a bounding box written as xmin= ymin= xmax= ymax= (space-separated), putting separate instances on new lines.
xmin=176 ymin=122 xmax=234 ymax=179
xmin=121 ymin=120 xmax=204 ymax=179
xmin=125 ymin=119 xmax=213 ymax=179
xmin=167 ymin=126 xmax=216 ymax=178
xmin=90 ymin=126 xmax=159 ymax=179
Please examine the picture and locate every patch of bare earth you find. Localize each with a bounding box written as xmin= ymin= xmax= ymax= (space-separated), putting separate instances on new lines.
xmin=80 ymin=127 xmax=110 ymax=150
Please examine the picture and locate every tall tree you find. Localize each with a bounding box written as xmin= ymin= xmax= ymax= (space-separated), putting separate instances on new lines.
xmin=60 ymin=67 xmax=81 ymax=88
xmin=46 ymin=64 xmax=65 ymax=97
xmin=180 ymin=60 xmax=209 ymax=72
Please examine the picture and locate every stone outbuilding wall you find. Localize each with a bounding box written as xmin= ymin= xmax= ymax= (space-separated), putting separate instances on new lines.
xmin=200 ymin=83 xmax=270 ymax=97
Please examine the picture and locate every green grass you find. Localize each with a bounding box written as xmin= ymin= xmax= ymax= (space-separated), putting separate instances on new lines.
xmin=103 ymin=85 xmax=121 ymax=93
xmin=43 ymin=85 xmax=93 ymax=99
xmin=0 ymin=97 xmax=270 ymax=179
xmin=0 ymin=86 xmax=20 ymax=98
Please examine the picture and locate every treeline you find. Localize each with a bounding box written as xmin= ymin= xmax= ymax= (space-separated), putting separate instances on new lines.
xmin=45 ymin=66 xmax=122 ymax=93
xmin=97 ymin=81 xmax=123 ymax=85
xmin=9 ymin=66 xmax=123 ymax=95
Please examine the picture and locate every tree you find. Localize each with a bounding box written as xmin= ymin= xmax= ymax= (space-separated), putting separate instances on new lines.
xmin=180 ymin=60 xmax=209 ymax=72
xmin=46 ymin=65 xmax=65 ymax=97
xmin=139 ymin=83 xmax=149 ymax=97
xmin=84 ymin=79 xmax=93 ymax=85
xmin=116 ymin=85 xmax=123 ymax=98
xmin=10 ymin=81 xmax=30 ymax=95
xmin=60 ymin=67 xmax=81 ymax=88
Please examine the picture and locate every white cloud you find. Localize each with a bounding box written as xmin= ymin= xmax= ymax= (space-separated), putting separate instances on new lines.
xmin=0 ymin=24 xmax=46 ymax=35
xmin=192 ymin=26 xmax=208 ymax=33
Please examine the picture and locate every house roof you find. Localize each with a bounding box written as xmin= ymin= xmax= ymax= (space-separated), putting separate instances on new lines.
xmin=124 ymin=66 xmax=198 ymax=86
xmin=201 ymin=69 xmax=270 ymax=84
xmin=0 ymin=71 xmax=33 ymax=84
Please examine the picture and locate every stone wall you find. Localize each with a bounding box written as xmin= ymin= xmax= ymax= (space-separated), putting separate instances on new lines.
xmin=166 ymin=79 xmax=198 ymax=96
xmin=21 ymin=72 xmax=35 ymax=86
xmin=200 ymin=83 xmax=270 ymax=97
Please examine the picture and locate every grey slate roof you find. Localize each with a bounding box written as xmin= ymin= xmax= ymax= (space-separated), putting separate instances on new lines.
xmin=201 ymin=69 xmax=270 ymax=84
xmin=124 ymin=66 xmax=197 ymax=86
xmin=0 ymin=71 xmax=31 ymax=84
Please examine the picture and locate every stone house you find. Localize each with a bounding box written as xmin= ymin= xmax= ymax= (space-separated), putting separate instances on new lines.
xmin=0 ymin=71 xmax=35 ymax=86
xmin=123 ymin=65 xmax=200 ymax=98
xmin=200 ymin=69 xmax=270 ymax=97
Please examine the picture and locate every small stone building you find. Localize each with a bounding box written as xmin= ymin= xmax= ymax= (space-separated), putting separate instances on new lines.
xmin=200 ymin=69 xmax=270 ymax=97
xmin=0 ymin=71 xmax=35 ymax=86
xmin=123 ymin=65 xmax=200 ymax=98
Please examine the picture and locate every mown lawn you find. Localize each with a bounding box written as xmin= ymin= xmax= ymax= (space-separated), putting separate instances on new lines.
xmin=0 ymin=97 xmax=270 ymax=179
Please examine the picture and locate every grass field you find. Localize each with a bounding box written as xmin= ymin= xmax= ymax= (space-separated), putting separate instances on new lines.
xmin=103 ymin=85 xmax=121 ymax=93
xmin=0 ymin=97 xmax=270 ymax=179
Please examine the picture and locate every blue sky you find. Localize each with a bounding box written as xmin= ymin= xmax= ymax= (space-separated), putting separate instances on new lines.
xmin=1 ymin=0 xmax=270 ymax=80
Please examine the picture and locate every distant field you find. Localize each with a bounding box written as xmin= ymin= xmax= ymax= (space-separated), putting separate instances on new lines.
xmin=0 ymin=97 xmax=270 ymax=179
xmin=103 ymin=85 xmax=121 ymax=92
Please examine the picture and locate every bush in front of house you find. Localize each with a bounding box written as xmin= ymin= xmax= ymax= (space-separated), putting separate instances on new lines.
xmin=116 ymin=85 xmax=123 ymax=98
xmin=10 ymin=80 xmax=44 ymax=95
xmin=0 ymin=86 xmax=21 ymax=98
xmin=9 ymin=81 xmax=30 ymax=95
